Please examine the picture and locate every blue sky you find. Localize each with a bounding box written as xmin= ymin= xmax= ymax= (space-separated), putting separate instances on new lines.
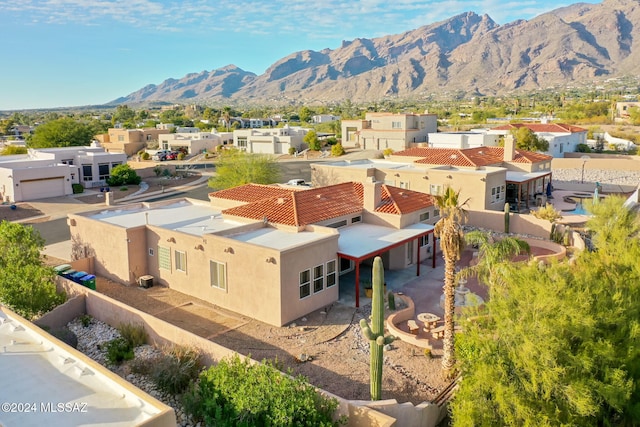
xmin=0 ymin=0 xmax=594 ymax=111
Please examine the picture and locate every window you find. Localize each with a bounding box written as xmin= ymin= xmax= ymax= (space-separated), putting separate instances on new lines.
xmin=158 ymin=246 xmax=171 ymax=270
xmin=300 ymin=269 xmax=311 ymax=299
xmin=399 ymin=181 xmax=409 ymax=189
xmin=61 ymin=159 xmax=74 ymax=165
xmin=491 ymin=185 xmax=505 ymax=203
xmin=98 ymin=163 xmax=110 ymax=181
xmin=419 ymin=235 xmax=429 ymax=247
xmin=175 ymin=250 xmax=187 ymax=272
xmin=392 ymin=121 xmax=402 ymax=129
xmin=210 ymin=260 xmax=226 ymax=290
xmin=237 ymin=137 xmax=247 ymax=150
xmin=434 ymin=209 xmax=440 ymax=218
xmin=559 ymin=143 xmax=564 ymax=153
xmin=430 ymin=184 xmax=442 ymax=195
xmin=326 ymin=260 xmax=336 ymax=288
xmin=340 ymin=258 xmax=352 ymax=273
xmin=82 ymin=165 xmax=93 ymax=182
xmin=351 ymin=216 xmax=362 ymax=224
xmin=419 ymin=211 xmax=430 ymax=221
xmin=148 ymin=248 xmax=154 ymax=256
xmin=117 ymin=135 xmax=124 ymax=142
xmin=313 ymin=265 xmax=324 ymax=293
xmin=111 ymin=162 xmax=121 ymax=168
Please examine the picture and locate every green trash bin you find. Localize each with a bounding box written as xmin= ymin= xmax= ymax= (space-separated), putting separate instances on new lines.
xmin=54 ymin=264 xmax=72 ymax=275
xmin=79 ymin=274 xmax=96 ymax=291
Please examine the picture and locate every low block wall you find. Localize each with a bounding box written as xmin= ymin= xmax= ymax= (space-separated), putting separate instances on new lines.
xmin=48 ymin=277 xmax=395 ymax=427
xmin=386 ymin=294 xmax=430 ymax=350
xmin=467 ymin=210 xmax=552 ymax=239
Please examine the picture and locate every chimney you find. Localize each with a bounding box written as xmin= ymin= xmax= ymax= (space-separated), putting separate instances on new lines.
xmin=363 ymin=176 xmax=382 ymax=211
xmin=503 ymin=134 xmax=515 ymax=162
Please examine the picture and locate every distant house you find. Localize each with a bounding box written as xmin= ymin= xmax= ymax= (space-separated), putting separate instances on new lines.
xmin=312 ymin=114 xmax=340 ymax=124
xmin=487 ymin=123 xmax=587 ymax=158
xmin=233 ymin=125 xmax=310 ymax=154
xmin=158 ymin=131 xmax=232 ymax=154
xmin=341 ymin=112 xmax=438 ymax=151
xmin=95 ymin=128 xmax=172 ymax=156
xmin=68 ymin=181 xmax=437 ymax=326
xmin=312 ymin=137 xmax=553 ymax=212
xmin=426 ymin=131 xmax=499 ymax=149
xmin=615 ymin=101 xmax=640 ymax=122
xmin=0 ymin=143 xmax=126 ymax=202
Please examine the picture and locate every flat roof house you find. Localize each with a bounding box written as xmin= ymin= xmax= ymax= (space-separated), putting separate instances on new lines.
xmin=312 ymin=138 xmax=553 ymax=212
xmin=68 ymin=182 xmax=436 ymax=326
xmin=0 ymin=144 xmax=127 ymax=202
xmin=342 ymin=112 xmax=438 ymax=151
xmin=233 ymin=125 xmax=310 ymax=154
xmin=487 ymin=123 xmax=587 ymax=158
xmin=0 ymin=306 xmax=176 ymax=427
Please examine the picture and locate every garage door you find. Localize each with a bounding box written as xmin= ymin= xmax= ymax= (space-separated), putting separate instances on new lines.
xmin=20 ymin=177 xmax=66 ymax=201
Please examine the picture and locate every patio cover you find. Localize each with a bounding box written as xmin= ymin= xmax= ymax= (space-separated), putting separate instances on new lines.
xmin=505 ymin=170 xmax=552 ymax=183
xmin=337 ymin=223 xmax=435 ymax=307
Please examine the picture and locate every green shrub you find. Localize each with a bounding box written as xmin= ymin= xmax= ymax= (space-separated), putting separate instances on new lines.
xmin=153 ymin=165 xmax=162 ymax=177
xmin=106 ymin=164 xmax=141 ymax=186
xmin=152 ymin=345 xmax=202 ymax=395
xmin=162 ymin=168 xmax=172 ymax=178
xmin=383 ymin=148 xmax=394 ymax=157
xmin=331 ymin=142 xmax=345 ymax=157
xmin=71 ymin=183 xmax=84 ymax=194
xmin=80 ymin=314 xmax=92 ymax=327
xmin=140 ymin=152 xmax=151 ymax=160
xmin=183 ymin=355 xmax=345 ymax=426
xmin=177 ymin=152 xmax=185 ymax=161
xmin=104 ymin=337 xmax=134 ymax=365
xmin=288 ymin=146 xmax=296 ymax=155
xmin=575 ymin=143 xmax=591 ymax=153
xmin=130 ymin=356 xmax=157 ymax=376
xmin=117 ymin=323 xmax=147 ymax=347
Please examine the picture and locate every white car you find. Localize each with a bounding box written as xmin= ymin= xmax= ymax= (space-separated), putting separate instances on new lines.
xmin=286 ymin=179 xmax=310 ymax=186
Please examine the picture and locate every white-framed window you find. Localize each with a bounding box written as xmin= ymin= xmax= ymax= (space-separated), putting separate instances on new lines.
xmin=491 ymin=185 xmax=505 ymax=203
xmin=210 ymin=260 xmax=226 ymax=290
xmin=175 ymin=250 xmax=187 ymax=272
xmin=419 ymin=211 xmax=430 ymax=221
xmin=237 ymin=137 xmax=247 ymax=150
xmin=300 ymin=269 xmax=311 ymax=299
xmin=399 ymin=181 xmax=409 ymax=189
xmin=326 ymin=260 xmax=336 ymax=288
xmin=148 ymin=248 xmax=154 ymax=256
xmin=313 ymin=264 xmax=324 ymax=293
xmin=392 ymin=121 xmax=402 ymax=129
xmin=419 ymin=235 xmax=429 ymax=247
xmin=430 ymin=184 xmax=442 ymax=195
xmin=158 ymin=246 xmax=171 ymax=270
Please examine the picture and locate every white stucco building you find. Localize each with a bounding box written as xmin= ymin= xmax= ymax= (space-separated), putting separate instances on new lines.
xmin=0 ymin=144 xmax=126 ymax=202
xmin=158 ymin=131 xmax=233 ymax=154
xmin=233 ymin=125 xmax=310 ymax=154
xmin=487 ymin=123 xmax=587 ymax=158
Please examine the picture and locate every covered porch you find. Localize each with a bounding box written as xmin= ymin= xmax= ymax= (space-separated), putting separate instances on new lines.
xmin=506 ymin=171 xmax=553 ymax=212
xmin=336 ymin=223 xmax=435 ymax=307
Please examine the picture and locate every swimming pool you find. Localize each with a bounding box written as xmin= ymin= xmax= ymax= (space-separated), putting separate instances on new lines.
xmin=563 ymin=193 xmax=602 ymax=215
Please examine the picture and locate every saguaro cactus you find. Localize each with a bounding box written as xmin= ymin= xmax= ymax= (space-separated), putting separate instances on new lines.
xmin=504 ymin=202 xmax=510 ymax=233
xmin=359 ymin=256 xmax=394 ymax=401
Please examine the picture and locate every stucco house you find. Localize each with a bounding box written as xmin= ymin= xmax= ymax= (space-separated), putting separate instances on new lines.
xmin=312 ymin=138 xmax=553 ymax=212
xmin=341 ymin=112 xmax=438 ymax=151
xmin=233 ymin=125 xmax=310 ymax=154
xmin=95 ymin=128 xmax=172 ymax=156
xmin=426 ymin=131 xmax=499 ymax=149
xmin=158 ymin=131 xmax=233 ymax=154
xmin=487 ymin=123 xmax=588 ymax=158
xmin=68 ymin=181 xmax=437 ymax=326
xmin=0 ymin=144 xmax=126 ymax=202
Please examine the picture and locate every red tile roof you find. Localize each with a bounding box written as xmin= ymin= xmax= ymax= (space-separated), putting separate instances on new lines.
xmin=217 ymin=182 xmax=434 ymax=226
xmin=491 ymin=123 xmax=587 ymax=133
xmin=395 ymin=146 xmax=551 ymax=166
xmin=208 ymin=184 xmax=294 ymax=202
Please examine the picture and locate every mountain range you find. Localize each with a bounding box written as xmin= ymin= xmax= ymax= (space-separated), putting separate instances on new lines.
xmin=113 ymin=0 xmax=640 ymax=106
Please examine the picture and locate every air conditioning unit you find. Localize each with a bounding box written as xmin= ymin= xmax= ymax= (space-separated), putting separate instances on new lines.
xmin=138 ymin=275 xmax=154 ymax=288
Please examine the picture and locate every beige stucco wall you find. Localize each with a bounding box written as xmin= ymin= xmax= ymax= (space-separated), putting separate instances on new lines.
xmin=467 ymin=209 xmax=553 ymax=239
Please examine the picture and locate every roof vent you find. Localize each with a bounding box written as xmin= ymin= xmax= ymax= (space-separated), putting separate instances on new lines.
xmin=450 ymin=154 xmax=457 ymax=159
xmin=277 ymin=198 xmax=285 ymax=204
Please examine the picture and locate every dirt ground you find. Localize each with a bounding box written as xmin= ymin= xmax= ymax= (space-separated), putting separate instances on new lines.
xmin=0 ymin=203 xmax=44 ymax=221
xmin=43 ymin=254 xmax=452 ymax=405
xmin=74 ymin=173 xmax=203 ymax=205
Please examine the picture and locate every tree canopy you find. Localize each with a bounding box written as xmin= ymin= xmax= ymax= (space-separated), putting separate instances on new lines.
xmin=0 ymin=221 xmax=65 ymax=319
xmin=106 ymin=164 xmax=141 ymax=186
xmin=304 ymin=130 xmax=321 ymax=151
xmin=511 ymin=127 xmax=550 ymax=152
xmin=27 ymin=117 xmax=96 ymax=148
xmin=208 ymin=149 xmax=280 ymax=190
xmin=451 ymin=196 xmax=640 ymax=426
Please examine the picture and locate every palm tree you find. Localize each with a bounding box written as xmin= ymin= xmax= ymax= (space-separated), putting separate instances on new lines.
xmin=433 ymin=187 xmax=468 ymax=374
xmin=460 ymin=231 xmax=530 ymax=289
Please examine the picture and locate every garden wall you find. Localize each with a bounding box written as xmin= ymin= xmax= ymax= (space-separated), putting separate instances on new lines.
xmin=467 ymin=210 xmax=553 ymax=239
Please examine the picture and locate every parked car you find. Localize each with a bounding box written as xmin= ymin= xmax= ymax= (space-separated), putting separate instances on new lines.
xmin=286 ymin=179 xmax=310 ymax=186
xmin=152 ymin=150 xmax=171 ymax=161
xmin=165 ymin=151 xmax=179 ymax=160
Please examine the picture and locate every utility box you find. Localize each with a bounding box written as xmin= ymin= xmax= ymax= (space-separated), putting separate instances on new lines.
xmin=138 ymin=275 xmax=154 ymax=289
